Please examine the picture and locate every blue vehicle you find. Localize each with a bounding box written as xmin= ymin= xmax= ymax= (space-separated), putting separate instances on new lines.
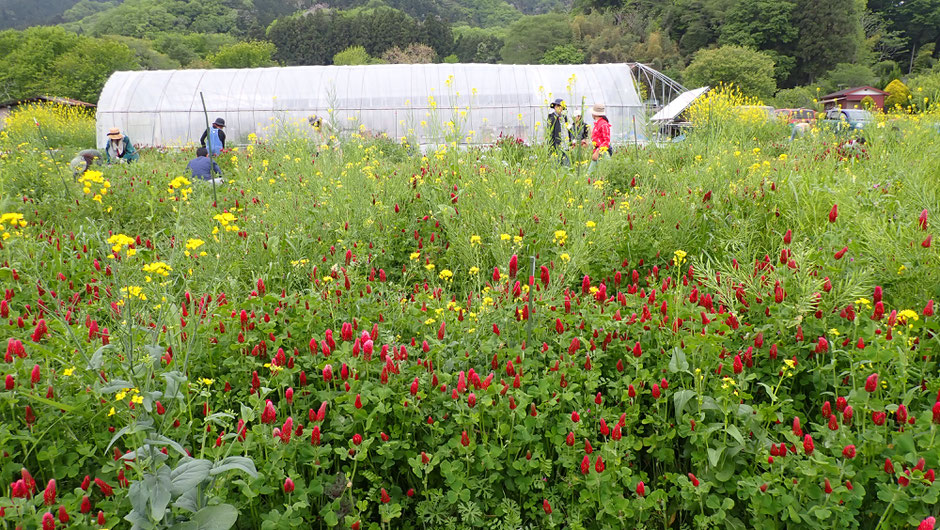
xmin=819 ymin=108 xmax=874 ymax=132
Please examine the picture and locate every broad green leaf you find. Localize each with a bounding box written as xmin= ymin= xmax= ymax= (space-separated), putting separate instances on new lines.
xmin=210 ymin=456 xmax=258 ymax=478
xmin=170 ymin=458 xmax=212 ymax=495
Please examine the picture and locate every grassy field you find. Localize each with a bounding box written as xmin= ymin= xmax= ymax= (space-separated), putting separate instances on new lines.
xmin=1 ymin=98 xmax=939 ymax=529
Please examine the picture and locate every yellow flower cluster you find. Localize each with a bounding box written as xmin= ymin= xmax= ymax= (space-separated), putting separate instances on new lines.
xmin=120 ymin=285 xmax=146 ymax=301
xmin=213 ymin=212 xmax=239 ymax=232
xmin=107 ymin=234 xmax=136 ymax=255
xmin=79 ymin=170 xmax=111 ymax=203
xmin=0 ymin=213 xmax=27 ymax=240
xmin=142 ymin=261 xmax=172 ymax=277
xmin=553 ymin=230 xmax=567 ymax=245
xmin=168 ymin=176 xmax=193 ymax=201
xmin=673 ymin=249 xmax=688 ymax=267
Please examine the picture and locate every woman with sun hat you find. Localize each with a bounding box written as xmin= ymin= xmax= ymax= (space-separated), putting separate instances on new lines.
xmin=102 ymin=128 xmax=139 ymax=164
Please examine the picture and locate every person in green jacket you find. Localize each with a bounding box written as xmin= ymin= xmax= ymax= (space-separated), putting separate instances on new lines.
xmin=102 ymin=128 xmax=139 ymax=164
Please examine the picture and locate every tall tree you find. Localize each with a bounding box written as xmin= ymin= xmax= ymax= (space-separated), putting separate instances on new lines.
xmin=501 ymin=14 xmax=573 ymax=64
xmin=793 ymin=0 xmax=861 ymax=82
xmin=719 ymin=0 xmax=798 ymax=81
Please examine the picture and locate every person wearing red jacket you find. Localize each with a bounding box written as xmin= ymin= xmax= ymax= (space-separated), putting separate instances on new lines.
xmin=588 ymin=103 xmax=611 ymax=173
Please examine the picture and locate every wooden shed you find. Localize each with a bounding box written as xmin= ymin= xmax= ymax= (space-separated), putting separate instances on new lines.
xmin=819 ymin=86 xmax=888 ymax=111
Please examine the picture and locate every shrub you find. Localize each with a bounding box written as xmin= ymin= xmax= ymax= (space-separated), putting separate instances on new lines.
xmin=683 ymin=45 xmax=777 ymax=99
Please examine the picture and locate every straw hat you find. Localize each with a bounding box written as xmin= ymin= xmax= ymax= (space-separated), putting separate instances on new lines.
xmin=106 ymin=128 xmax=124 ymax=140
xmin=591 ymin=104 xmax=606 ymax=117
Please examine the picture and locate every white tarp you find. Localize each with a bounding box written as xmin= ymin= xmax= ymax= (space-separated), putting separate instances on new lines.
xmin=651 ymin=86 xmax=709 ymax=122
xmin=96 ymin=63 xmax=647 ymax=147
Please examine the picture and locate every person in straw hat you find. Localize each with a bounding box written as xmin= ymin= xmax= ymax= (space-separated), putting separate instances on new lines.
xmin=102 ymin=128 xmax=139 ymax=164
xmin=588 ymin=103 xmax=611 ymax=173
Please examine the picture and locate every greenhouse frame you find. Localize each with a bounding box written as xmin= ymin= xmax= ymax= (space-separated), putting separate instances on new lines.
xmin=96 ymin=63 xmax=650 ymax=148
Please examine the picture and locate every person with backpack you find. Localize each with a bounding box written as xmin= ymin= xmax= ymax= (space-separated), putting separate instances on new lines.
xmin=588 ymin=104 xmax=611 ymax=173
xmin=200 ymin=118 xmax=226 ymax=156
xmin=547 ymin=98 xmax=571 ymax=166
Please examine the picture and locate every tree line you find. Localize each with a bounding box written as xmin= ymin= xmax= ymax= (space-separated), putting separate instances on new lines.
xmin=0 ymin=0 xmax=938 ymax=108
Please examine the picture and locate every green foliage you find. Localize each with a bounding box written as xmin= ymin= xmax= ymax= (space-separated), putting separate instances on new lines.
xmin=793 ymin=0 xmax=862 ymax=81
xmin=73 ymin=0 xmax=242 ymax=39
xmin=719 ymin=0 xmax=798 ymax=80
xmin=62 ymin=0 xmax=118 ymax=23
xmin=333 ymin=45 xmax=374 ymax=65
xmin=3 ymin=106 xmax=940 ymax=529
xmin=817 ymin=63 xmax=878 ymax=95
xmin=209 ymin=41 xmax=277 ymax=69
xmin=501 ymin=14 xmax=572 ymax=64
xmin=540 ymin=43 xmax=584 ymax=64
xmin=908 ymin=65 xmax=940 ymax=111
xmin=452 ymin=26 xmax=504 ymax=63
xmin=268 ymin=7 xmax=453 ymax=66
xmin=884 ymin=79 xmax=912 ymax=110
xmin=683 ymin=45 xmax=777 ymax=98
xmin=153 ymin=33 xmax=236 ymax=67
xmin=773 ymin=85 xmax=821 ymax=109
xmin=0 ymin=26 xmax=140 ymax=103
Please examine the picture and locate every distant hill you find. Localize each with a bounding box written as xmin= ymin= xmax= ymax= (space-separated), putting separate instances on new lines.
xmin=0 ymin=0 xmax=129 ymax=30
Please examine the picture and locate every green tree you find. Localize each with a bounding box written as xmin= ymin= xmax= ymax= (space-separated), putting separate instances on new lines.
xmin=0 ymin=26 xmax=80 ymax=100
xmin=333 ymin=45 xmax=374 ymax=65
xmin=209 ymin=41 xmax=277 ymax=68
xmin=501 ymin=14 xmax=572 ymax=64
xmin=718 ymin=0 xmax=798 ymax=81
xmin=817 ymin=63 xmax=877 ymax=94
xmin=49 ymin=37 xmax=140 ymax=102
xmin=883 ymin=78 xmax=912 ymax=109
xmin=540 ymin=43 xmax=584 ymax=64
xmin=683 ymin=45 xmax=777 ymax=98
xmin=793 ymin=0 xmax=861 ymax=82
xmin=773 ymin=86 xmax=820 ymax=109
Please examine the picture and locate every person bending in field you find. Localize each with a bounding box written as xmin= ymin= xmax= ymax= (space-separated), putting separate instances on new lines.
xmin=69 ymin=149 xmax=102 ymax=178
xmin=102 ymin=128 xmax=139 ymax=164
xmin=186 ymin=147 xmax=223 ymax=185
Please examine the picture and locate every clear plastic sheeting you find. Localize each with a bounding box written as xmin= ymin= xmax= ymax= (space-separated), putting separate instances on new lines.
xmin=96 ymin=64 xmax=648 ymax=148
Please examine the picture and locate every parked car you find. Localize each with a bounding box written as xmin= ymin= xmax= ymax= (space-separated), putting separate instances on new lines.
xmin=819 ymin=108 xmax=874 ymax=131
xmin=733 ymin=105 xmax=776 ymax=121
xmin=775 ymin=108 xmax=816 ymax=124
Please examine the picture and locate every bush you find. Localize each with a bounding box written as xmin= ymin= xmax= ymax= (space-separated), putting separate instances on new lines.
xmin=333 ymin=45 xmax=374 ymax=66
xmin=540 ymin=44 xmax=585 ymax=64
xmin=683 ymin=45 xmax=777 ymax=99
xmin=884 ymin=79 xmax=912 ymax=111
xmin=209 ymin=41 xmax=277 ymax=69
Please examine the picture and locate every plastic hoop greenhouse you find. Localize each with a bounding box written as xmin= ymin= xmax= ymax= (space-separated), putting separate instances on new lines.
xmin=95 ymin=63 xmax=649 ymax=148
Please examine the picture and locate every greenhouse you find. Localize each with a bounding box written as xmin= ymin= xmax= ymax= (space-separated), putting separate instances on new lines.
xmin=95 ymin=63 xmax=649 ymax=148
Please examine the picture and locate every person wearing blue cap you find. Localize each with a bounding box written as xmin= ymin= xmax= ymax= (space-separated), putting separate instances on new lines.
xmin=547 ymin=98 xmax=571 ymax=166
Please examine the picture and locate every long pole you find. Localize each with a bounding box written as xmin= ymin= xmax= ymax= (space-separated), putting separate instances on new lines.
xmin=33 ymin=118 xmax=72 ymax=200
xmin=633 ymin=115 xmax=639 ymax=157
xmin=199 ymin=92 xmax=218 ymax=206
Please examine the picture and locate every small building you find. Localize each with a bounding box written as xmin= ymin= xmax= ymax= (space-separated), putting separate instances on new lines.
xmin=819 ymin=86 xmax=888 ymax=111
xmin=0 ymin=96 xmax=96 ymax=129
